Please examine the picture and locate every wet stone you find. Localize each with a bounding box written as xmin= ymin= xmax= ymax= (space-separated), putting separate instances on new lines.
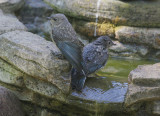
xmin=69 ymin=76 xmax=128 ymax=115
xmin=0 ymin=86 xmax=25 ymax=116
xmin=128 ymin=63 xmax=160 ymax=87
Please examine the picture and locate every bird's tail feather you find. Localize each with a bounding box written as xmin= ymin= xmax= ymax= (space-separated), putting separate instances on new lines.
xmin=71 ymin=68 xmax=86 ymax=91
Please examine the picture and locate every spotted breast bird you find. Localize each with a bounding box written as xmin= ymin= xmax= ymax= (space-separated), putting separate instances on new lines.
xmin=48 ymin=13 xmax=86 ymax=81
xmin=71 ymin=36 xmax=115 ymax=91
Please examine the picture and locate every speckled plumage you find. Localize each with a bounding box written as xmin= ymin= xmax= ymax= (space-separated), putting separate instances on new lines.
xmin=82 ymin=36 xmax=109 ymax=74
xmin=50 ymin=14 xmax=84 ymax=47
xmin=48 ymin=14 xmax=115 ymax=91
xmin=71 ymin=36 xmax=115 ymax=91
xmin=48 ymin=14 xmax=84 ymax=71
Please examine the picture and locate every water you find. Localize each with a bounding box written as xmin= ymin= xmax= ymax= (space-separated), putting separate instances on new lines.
xmin=72 ymin=58 xmax=157 ymax=103
xmin=97 ymin=57 xmax=157 ymax=83
xmin=94 ymin=0 xmax=102 ymax=37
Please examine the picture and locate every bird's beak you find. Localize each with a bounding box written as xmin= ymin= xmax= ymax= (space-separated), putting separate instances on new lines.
xmin=47 ymin=17 xmax=51 ymax=20
xmin=112 ymin=43 xmax=116 ymax=45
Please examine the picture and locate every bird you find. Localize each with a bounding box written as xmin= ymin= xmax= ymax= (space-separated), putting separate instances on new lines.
xmin=48 ymin=13 xmax=85 ymax=73
xmin=47 ymin=14 xmax=115 ymax=91
xmin=71 ymin=36 xmax=115 ymax=91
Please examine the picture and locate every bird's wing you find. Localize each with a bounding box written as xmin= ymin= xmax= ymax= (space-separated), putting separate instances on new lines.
xmin=57 ymin=41 xmax=83 ymax=71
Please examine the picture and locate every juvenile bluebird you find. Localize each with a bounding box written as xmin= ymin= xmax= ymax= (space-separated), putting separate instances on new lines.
xmin=71 ymin=36 xmax=115 ymax=91
xmin=48 ymin=14 xmax=85 ymax=73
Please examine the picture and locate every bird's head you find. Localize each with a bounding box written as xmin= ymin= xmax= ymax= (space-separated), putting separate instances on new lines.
xmin=47 ymin=14 xmax=68 ymax=27
xmin=97 ymin=36 xmax=116 ymax=48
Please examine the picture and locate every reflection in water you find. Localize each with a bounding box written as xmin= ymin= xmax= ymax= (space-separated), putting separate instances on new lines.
xmin=97 ymin=57 xmax=157 ymax=83
xmin=72 ymin=58 xmax=157 ymax=103
xmin=72 ymin=76 xmax=128 ymax=103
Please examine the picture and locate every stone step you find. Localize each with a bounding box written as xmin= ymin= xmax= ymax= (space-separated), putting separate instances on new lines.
xmin=115 ymin=26 xmax=160 ymax=49
xmin=44 ymin=0 xmax=160 ymax=27
xmin=128 ymin=63 xmax=160 ymax=86
xmin=0 ymin=30 xmax=70 ymax=94
xmin=0 ymin=9 xmax=26 ymax=35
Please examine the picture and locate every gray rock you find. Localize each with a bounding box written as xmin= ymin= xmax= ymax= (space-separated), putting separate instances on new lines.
xmin=23 ymin=103 xmax=61 ymax=116
xmin=109 ymin=41 xmax=149 ymax=59
xmin=156 ymin=51 xmax=160 ymax=59
xmin=71 ymin=19 xmax=115 ymax=37
xmin=115 ymin=26 xmax=160 ymax=49
xmin=0 ymin=0 xmax=24 ymax=13
xmin=24 ymin=76 xmax=66 ymax=101
xmin=153 ymin=101 xmax=160 ymax=115
xmin=0 ymin=58 xmax=24 ymax=87
xmin=128 ymin=63 xmax=160 ymax=86
xmin=44 ymin=0 xmax=160 ymax=27
xmin=17 ymin=0 xmax=53 ymax=38
xmin=0 ymin=10 xmax=27 ymax=35
xmin=125 ymin=63 xmax=160 ymax=107
xmin=21 ymin=0 xmax=53 ymax=17
xmin=0 ymin=30 xmax=71 ymax=94
xmin=125 ymin=84 xmax=160 ymax=107
xmin=0 ymin=86 xmax=25 ymax=116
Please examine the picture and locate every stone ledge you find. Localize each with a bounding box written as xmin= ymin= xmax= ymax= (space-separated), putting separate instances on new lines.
xmin=128 ymin=63 xmax=160 ymax=86
xmin=0 ymin=30 xmax=70 ymax=93
xmin=115 ymin=26 xmax=160 ymax=49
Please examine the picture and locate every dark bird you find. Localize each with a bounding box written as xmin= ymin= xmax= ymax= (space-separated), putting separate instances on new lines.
xmin=71 ymin=36 xmax=115 ymax=91
xmin=48 ymin=14 xmax=115 ymax=91
xmin=48 ymin=14 xmax=85 ymax=73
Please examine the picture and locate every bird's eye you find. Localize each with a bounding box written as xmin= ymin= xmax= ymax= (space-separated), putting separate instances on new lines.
xmin=108 ymin=41 xmax=111 ymax=44
xmin=53 ymin=18 xmax=57 ymax=21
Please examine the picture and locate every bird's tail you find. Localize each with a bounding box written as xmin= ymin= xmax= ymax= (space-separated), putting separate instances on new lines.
xmin=71 ymin=68 xmax=86 ymax=91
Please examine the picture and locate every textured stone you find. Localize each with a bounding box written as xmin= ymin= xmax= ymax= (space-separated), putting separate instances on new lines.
xmin=0 ymin=58 xmax=24 ymax=87
xmin=153 ymin=101 xmax=160 ymax=115
xmin=0 ymin=10 xmax=27 ymax=35
xmin=0 ymin=0 xmax=24 ymax=12
xmin=44 ymin=0 xmax=160 ymax=27
xmin=0 ymin=86 xmax=25 ymax=116
xmin=109 ymin=41 xmax=149 ymax=58
xmin=0 ymin=30 xmax=70 ymax=93
xmin=128 ymin=63 xmax=160 ymax=86
xmin=21 ymin=0 xmax=53 ymax=17
xmin=71 ymin=19 xmax=115 ymax=37
xmin=125 ymin=63 xmax=160 ymax=107
xmin=115 ymin=26 xmax=160 ymax=49
xmin=17 ymin=0 xmax=53 ymax=38
xmin=24 ymin=76 xmax=65 ymax=101
xmin=125 ymin=84 xmax=160 ymax=107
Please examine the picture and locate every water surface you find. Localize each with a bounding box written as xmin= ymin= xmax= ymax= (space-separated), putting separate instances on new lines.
xmin=72 ymin=57 xmax=157 ymax=103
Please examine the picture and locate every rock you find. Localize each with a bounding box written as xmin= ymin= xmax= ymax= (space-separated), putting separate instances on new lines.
xmin=71 ymin=19 xmax=115 ymax=37
xmin=0 ymin=86 xmax=25 ymax=116
xmin=109 ymin=41 xmax=149 ymax=59
xmin=153 ymin=101 xmax=160 ymax=115
xmin=128 ymin=63 xmax=160 ymax=86
xmin=125 ymin=84 xmax=160 ymax=107
xmin=20 ymin=0 xmax=53 ymax=18
xmin=156 ymin=51 xmax=160 ymax=59
xmin=0 ymin=58 xmax=24 ymax=87
xmin=0 ymin=10 xmax=27 ymax=35
xmin=68 ymin=77 xmax=128 ymax=115
xmin=17 ymin=0 xmax=53 ymax=37
xmin=0 ymin=73 xmax=130 ymax=116
xmin=24 ymin=76 xmax=66 ymax=101
xmin=44 ymin=0 xmax=160 ymax=27
xmin=0 ymin=0 xmax=24 ymax=13
xmin=115 ymin=26 xmax=160 ymax=49
xmin=23 ymin=103 xmax=61 ymax=116
xmin=125 ymin=63 xmax=160 ymax=107
xmin=0 ymin=30 xmax=70 ymax=94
